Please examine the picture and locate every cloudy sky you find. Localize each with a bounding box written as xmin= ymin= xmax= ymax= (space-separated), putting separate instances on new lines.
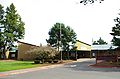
xmin=0 ymin=0 xmax=120 ymax=45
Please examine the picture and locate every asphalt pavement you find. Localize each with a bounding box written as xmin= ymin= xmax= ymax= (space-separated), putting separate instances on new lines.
xmin=0 ymin=58 xmax=120 ymax=79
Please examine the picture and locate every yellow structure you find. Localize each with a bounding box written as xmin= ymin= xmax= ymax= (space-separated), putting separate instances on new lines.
xmin=6 ymin=50 xmax=9 ymax=59
xmin=74 ymin=40 xmax=91 ymax=58
xmin=75 ymin=40 xmax=91 ymax=51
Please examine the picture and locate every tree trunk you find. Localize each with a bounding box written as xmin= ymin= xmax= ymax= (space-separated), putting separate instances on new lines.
xmin=57 ymin=40 xmax=60 ymax=52
xmin=2 ymin=45 xmax=6 ymax=59
xmin=67 ymin=51 xmax=70 ymax=60
xmin=75 ymin=51 xmax=77 ymax=61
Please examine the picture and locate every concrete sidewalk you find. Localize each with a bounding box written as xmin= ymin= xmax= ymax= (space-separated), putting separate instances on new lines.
xmin=77 ymin=58 xmax=95 ymax=62
xmin=0 ymin=58 xmax=95 ymax=77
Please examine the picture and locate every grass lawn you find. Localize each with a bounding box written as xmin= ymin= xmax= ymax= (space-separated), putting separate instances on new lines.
xmin=0 ymin=60 xmax=50 ymax=72
xmin=0 ymin=60 xmax=73 ymax=72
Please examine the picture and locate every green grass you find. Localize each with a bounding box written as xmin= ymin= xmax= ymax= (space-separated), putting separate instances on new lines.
xmin=0 ymin=60 xmax=47 ymax=72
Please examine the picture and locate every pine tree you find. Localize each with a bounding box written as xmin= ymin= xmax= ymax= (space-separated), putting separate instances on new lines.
xmin=0 ymin=3 xmax=25 ymax=59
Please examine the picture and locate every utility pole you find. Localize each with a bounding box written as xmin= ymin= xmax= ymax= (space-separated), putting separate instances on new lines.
xmin=60 ymin=23 xmax=62 ymax=61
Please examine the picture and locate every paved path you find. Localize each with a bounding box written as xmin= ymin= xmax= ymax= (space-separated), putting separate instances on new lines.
xmin=1 ymin=58 xmax=120 ymax=79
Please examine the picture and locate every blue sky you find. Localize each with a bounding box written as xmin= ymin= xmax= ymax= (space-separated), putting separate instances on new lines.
xmin=0 ymin=0 xmax=120 ymax=45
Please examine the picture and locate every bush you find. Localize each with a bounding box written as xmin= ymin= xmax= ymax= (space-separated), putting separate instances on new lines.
xmin=34 ymin=60 xmax=40 ymax=64
xmin=27 ymin=46 xmax=59 ymax=63
xmin=46 ymin=59 xmax=53 ymax=63
xmin=53 ymin=60 xmax=58 ymax=63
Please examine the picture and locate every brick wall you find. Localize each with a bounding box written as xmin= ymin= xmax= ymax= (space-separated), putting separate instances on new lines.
xmin=18 ymin=42 xmax=39 ymax=60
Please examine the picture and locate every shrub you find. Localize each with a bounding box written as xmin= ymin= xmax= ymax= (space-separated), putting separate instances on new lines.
xmin=27 ymin=46 xmax=59 ymax=63
xmin=53 ymin=60 xmax=58 ymax=63
xmin=34 ymin=60 xmax=40 ymax=64
xmin=46 ymin=59 xmax=53 ymax=63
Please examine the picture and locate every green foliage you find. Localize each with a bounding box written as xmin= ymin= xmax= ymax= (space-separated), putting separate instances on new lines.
xmin=34 ymin=60 xmax=40 ymax=64
xmin=46 ymin=23 xmax=77 ymax=51
xmin=4 ymin=3 xmax=25 ymax=44
xmin=0 ymin=4 xmax=4 ymax=50
xmin=92 ymin=37 xmax=107 ymax=45
xmin=111 ymin=16 xmax=120 ymax=46
xmin=27 ymin=46 xmax=59 ymax=63
xmin=0 ymin=4 xmax=4 ymax=24
xmin=111 ymin=37 xmax=120 ymax=46
xmin=80 ymin=0 xmax=104 ymax=5
xmin=0 ymin=3 xmax=25 ymax=58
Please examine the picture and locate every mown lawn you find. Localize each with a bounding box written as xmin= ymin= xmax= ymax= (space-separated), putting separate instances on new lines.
xmin=0 ymin=60 xmax=49 ymax=72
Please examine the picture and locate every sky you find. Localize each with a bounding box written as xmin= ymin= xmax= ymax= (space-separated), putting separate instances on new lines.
xmin=0 ymin=0 xmax=120 ymax=46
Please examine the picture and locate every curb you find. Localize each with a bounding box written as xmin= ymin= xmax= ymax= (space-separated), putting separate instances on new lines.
xmin=0 ymin=74 xmax=8 ymax=77
xmin=89 ymin=64 xmax=120 ymax=68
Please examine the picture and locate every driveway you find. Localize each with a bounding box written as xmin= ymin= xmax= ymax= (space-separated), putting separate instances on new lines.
xmin=1 ymin=59 xmax=120 ymax=79
xmin=65 ymin=59 xmax=120 ymax=72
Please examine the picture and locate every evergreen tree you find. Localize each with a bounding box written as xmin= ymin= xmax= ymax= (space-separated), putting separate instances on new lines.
xmin=111 ymin=17 xmax=120 ymax=46
xmin=0 ymin=3 xmax=25 ymax=59
xmin=0 ymin=4 xmax=4 ymax=52
xmin=92 ymin=37 xmax=107 ymax=45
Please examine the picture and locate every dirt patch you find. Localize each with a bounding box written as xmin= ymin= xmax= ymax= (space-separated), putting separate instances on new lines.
xmin=0 ymin=59 xmax=16 ymax=62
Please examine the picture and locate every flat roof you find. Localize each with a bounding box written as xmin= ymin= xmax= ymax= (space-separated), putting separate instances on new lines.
xmin=92 ymin=44 xmax=118 ymax=50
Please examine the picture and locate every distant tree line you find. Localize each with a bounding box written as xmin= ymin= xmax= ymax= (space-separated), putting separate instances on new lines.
xmin=92 ymin=37 xmax=107 ymax=45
